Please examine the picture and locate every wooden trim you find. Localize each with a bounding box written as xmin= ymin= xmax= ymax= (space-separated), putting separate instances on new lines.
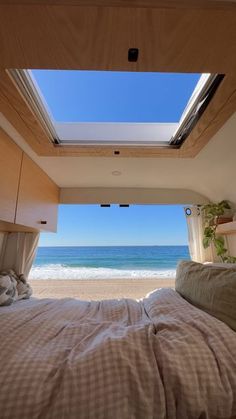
xmin=1 ymin=1 xmax=236 ymax=10
xmin=180 ymin=74 xmax=236 ymax=157
xmin=1 ymin=70 xmax=236 ymax=158
xmin=0 ymin=128 xmax=23 ymax=223
xmin=14 ymin=148 xmax=24 ymax=223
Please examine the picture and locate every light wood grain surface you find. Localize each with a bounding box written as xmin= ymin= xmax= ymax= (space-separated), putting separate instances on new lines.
xmin=1 ymin=2 xmax=236 ymax=157
xmin=0 ymin=70 xmax=53 ymax=155
xmin=1 ymin=1 xmax=236 ymax=9
xmin=0 ymin=128 xmax=23 ymax=223
xmin=0 ymin=4 xmax=236 ymax=72
xmin=15 ymin=154 xmax=59 ymax=231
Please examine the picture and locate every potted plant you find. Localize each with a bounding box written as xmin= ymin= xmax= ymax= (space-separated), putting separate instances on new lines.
xmin=202 ymin=200 xmax=236 ymax=263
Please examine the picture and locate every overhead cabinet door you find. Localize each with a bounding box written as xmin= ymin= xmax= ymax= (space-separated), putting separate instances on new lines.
xmin=15 ymin=154 xmax=59 ymax=232
xmin=0 ymin=129 xmax=22 ymax=223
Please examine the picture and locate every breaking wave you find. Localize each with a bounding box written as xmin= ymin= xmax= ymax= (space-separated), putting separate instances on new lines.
xmin=30 ymin=264 xmax=176 ymax=280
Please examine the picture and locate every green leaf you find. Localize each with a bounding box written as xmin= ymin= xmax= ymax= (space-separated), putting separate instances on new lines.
xmin=204 ymin=227 xmax=213 ymax=237
xmin=215 ymin=236 xmax=225 ymax=245
xmin=203 ymin=237 xmax=210 ymax=249
xmin=216 ymin=248 xmax=227 ymax=256
xmin=202 ymin=200 xmax=234 ymax=262
xmin=220 ymin=200 xmax=231 ymax=210
xmin=225 ymin=256 xmax=236 ymax=263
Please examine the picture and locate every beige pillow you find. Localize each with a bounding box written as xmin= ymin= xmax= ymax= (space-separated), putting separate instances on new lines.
xmin=175 ymin=260 xmax=236 ymax=331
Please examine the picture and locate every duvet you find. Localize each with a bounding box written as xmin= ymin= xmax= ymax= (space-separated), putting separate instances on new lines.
xmin=0 ymin=288 xmax=236 ymax=419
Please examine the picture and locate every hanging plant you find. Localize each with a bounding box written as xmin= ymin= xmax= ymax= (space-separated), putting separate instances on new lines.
xmin=202 ymin=200 xmax=236 ymax=263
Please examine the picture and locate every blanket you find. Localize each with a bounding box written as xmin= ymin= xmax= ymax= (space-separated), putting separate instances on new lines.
xmin=0 ymin=269 xmax=32 ymax=306
xmin=0 ymin=288 xmax=236 ymax=419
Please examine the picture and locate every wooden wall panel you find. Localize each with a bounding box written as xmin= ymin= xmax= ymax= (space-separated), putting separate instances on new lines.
xmin=15 ymin=154 xmax=59 ymax=232
xmin=0 ymin=128 xmax=22 ymax=223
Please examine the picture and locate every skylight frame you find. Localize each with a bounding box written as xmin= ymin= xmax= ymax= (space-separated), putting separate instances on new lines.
xmin=7 ymin=69 xmax=223 ymax=148
xmin=8 ymin=69 xmax=60 ymax=144
xmin=170 ymin=73 xmax=224 ymax=146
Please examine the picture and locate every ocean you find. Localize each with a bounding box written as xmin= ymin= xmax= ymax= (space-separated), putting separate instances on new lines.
xmin=30 ymin=245 xmax=190 ymax=280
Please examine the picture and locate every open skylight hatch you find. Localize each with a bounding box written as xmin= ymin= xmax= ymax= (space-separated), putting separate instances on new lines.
xmin=8 ymin=69 xmax=223 ymax=148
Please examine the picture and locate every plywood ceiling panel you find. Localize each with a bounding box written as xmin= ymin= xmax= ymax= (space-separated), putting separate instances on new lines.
xmin=0 ymin=4 xmax=235 ymax=72
xmin=0 ymin=1 xmax=236 ymax=10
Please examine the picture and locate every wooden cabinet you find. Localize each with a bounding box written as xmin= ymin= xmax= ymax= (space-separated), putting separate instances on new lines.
xmin=0 ymin=130 xmax=59 ymax=232
xmin=15 ymin=154 xmax=59 ymax=232
xmin=0 ymin=129 xmax=23 ymax=223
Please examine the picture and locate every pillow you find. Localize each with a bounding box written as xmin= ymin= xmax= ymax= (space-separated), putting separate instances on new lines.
xmin=0 ymin=274 xmax=17 ymax=306
xmin=175 ymin=260 xmax=236 ymax=331
xmin=0 ymin=270 xmax=32 ymax=306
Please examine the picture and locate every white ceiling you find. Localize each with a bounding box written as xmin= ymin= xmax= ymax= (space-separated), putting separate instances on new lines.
xmin=1 ymin=110 xmax=236 ymax=204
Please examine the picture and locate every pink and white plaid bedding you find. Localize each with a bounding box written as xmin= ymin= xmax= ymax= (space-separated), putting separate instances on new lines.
xmin=0 ymin=288 xmax=236 ymax=419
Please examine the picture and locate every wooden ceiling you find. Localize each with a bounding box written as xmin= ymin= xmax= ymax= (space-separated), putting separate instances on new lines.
xmin=1 ymin=1 xmax=236 ymax=9
xmin=1 ymin=1 xmax=236 ymax=72
xmin=0 ymin=0 xmax=236 ymax=157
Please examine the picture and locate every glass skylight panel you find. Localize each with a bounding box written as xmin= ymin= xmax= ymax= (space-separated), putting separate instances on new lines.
xmin=8 ymin=69 xmax=223 ymax=147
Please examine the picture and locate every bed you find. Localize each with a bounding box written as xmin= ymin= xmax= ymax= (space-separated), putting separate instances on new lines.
xmin=0 ymin=287 xmax=236 ymax=419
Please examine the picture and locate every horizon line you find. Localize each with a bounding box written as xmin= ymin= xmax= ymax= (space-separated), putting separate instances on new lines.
xmin=38 ymin=244 xmax=188 ymax=248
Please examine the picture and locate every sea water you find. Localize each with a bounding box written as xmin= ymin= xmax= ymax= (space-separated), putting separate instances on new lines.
xmin=30 ymin=245 xmax=190 ymax=280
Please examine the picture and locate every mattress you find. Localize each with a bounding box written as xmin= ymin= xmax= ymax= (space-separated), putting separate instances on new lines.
xmin=0 ymin=288 xmax=236 ymax=419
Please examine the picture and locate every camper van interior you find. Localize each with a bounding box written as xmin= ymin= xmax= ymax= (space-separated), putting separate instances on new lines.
xmin=0 ymin=1 xmax=236 ymax=418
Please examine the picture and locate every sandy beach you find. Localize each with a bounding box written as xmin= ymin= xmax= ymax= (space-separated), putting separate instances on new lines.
xmin=29 ymin=278 xmax=175 ymax=300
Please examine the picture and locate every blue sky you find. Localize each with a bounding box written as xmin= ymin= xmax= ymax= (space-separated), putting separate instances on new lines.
xmin=32 ymin=70 xmax=200 ymax=123
xmin=39 ymin=205 xmax=188 ymax=247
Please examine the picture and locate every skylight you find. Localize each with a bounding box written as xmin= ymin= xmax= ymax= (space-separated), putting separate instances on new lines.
xmin=8 ymin=69 xmax=223 ymax=147
xmin=31 ymin=70 xmax=200 ymax=123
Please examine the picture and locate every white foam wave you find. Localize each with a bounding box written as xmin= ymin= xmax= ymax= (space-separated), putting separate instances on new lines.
xmin=29 ymin=264 xmax=176 ymax=280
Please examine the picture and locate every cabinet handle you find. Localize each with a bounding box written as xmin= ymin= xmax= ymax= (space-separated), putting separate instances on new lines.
xmin=40 ymin=221 xmax=47 ymax=225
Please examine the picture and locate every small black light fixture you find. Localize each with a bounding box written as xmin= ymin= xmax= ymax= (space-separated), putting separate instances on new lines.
xmin=128 ymin=48 xmax=139 ymax=62
xmin=100 ymin=204 xmax=111 ymax=207
xmin=114 ymin=150 xmax=120 ymax=155
xmin=119 ymin=204 xmax=130 ymax=208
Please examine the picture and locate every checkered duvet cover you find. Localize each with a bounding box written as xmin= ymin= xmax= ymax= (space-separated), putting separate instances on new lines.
xmin=0 ymin=288 xmax=236 ymax=419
